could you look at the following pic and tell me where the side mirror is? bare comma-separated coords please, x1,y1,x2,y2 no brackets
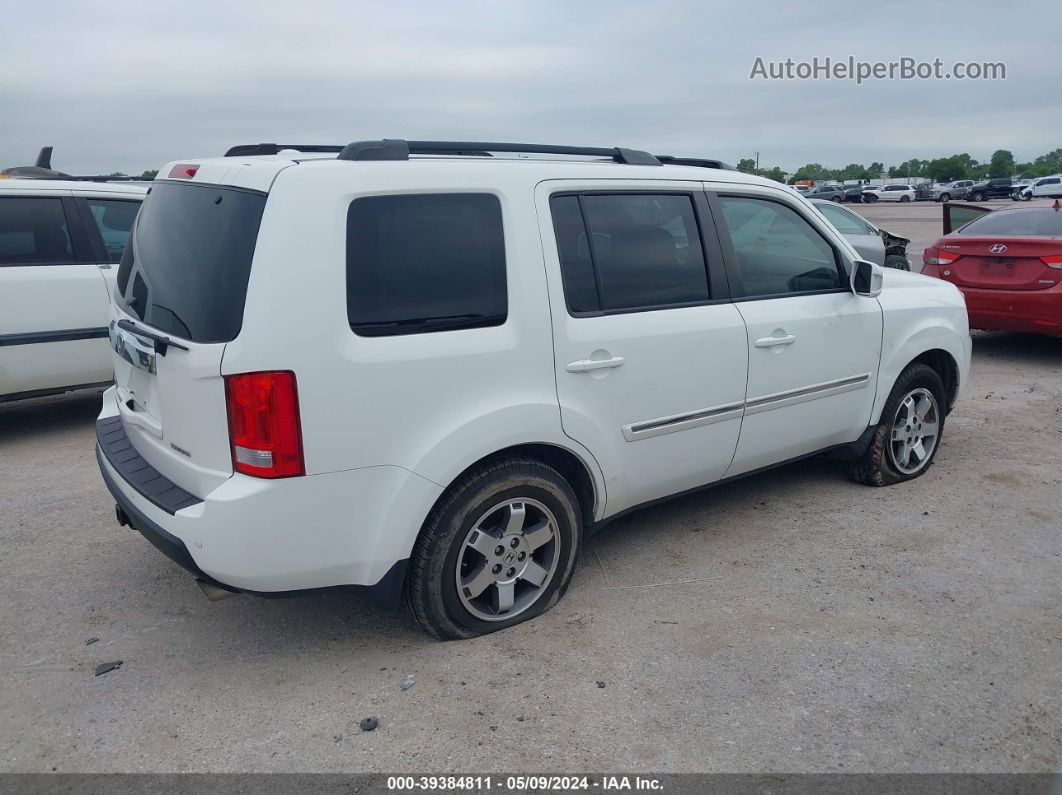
852,259,883,298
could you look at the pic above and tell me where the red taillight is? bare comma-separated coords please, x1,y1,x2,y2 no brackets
225,371,304,478
167,163,199,179
924,246,959,266
1040,255,1062,270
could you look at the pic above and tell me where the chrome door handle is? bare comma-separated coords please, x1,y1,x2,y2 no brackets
754,334,796,348
566,356,625,373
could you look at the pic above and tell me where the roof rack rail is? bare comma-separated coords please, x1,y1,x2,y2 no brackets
224,143,346,157
336,139,662,166
655,155,734,171
37,175,151,182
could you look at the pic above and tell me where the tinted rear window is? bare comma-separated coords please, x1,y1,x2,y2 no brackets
0,197,75,265
346,194,506,336
958,208,1062,236
117,182,266,343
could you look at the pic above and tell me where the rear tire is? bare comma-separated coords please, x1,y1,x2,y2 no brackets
900,195,912,203
849,363,946,487
404,458,582,640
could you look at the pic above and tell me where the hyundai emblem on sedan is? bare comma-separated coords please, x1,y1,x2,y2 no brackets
989,243,1008,254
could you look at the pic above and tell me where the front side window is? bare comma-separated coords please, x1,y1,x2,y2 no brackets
86,198,140,263
550,193,710,314
0,197,75,265
718,196,843,298
347,194,506,336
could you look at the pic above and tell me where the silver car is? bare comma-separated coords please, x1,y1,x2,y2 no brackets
930,180,974,202
810,199,911,270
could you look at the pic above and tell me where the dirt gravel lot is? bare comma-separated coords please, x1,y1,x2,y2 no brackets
1,201,1059,774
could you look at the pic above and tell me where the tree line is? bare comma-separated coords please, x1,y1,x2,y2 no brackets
736,148,1062,184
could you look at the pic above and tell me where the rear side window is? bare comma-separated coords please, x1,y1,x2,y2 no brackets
117,182,266,343
86,198,140,263
346,194,506,336
718,196,843,298
0,197,75,265
550,193,710,314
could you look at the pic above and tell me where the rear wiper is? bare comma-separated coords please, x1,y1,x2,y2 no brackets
116,318,189,356
353,313,504,332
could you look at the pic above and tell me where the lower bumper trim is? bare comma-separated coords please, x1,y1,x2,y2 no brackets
96,445,409,608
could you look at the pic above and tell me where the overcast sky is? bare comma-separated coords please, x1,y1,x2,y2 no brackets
2,0,1058,175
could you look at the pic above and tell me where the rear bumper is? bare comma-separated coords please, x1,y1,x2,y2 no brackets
95,390,443,605
961,285,1062,336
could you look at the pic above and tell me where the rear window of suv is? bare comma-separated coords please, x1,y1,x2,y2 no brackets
346,194,507,336
117,182,266,343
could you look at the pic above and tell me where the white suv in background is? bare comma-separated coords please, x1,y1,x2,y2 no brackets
0,178,145,401
1014,175,1062,201
95,140,970,639
863,184,916,203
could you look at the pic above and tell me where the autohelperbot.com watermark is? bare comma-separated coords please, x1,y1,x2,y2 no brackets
750,56,1006,84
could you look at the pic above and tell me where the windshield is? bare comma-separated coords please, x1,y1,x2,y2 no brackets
116,181,266,343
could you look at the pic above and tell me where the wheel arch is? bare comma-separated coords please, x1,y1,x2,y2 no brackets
873,317,968,424
910,348,960,411
435,442,601,533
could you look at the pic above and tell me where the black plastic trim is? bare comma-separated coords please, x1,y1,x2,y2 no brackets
0,327,108,346
224,143,345,157
97,444,410,608
95,417,202,515
337,139,662,166
0,380,109,403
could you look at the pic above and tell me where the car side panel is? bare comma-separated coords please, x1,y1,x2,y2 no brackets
872,271,971,421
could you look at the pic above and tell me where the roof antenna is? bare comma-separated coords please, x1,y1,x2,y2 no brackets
35,147,53,169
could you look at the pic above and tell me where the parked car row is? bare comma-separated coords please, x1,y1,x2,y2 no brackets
801,184,916,204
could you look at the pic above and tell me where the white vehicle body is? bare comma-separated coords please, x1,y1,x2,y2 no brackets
94,144,970,626
864,184,916,202
1017,174,1062,200
0,179,145,400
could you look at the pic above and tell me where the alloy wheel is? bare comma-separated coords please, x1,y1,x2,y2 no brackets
888,388,940,474
456,498,560,621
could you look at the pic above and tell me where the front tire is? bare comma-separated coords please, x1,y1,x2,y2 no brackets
972,192,985,201
884,254,910,271
849,363,946,487
939,193,951,202
405,458,582,639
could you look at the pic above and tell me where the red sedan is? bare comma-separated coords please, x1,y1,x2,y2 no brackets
922,200,1062,336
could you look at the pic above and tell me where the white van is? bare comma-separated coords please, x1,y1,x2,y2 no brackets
96,140,970,638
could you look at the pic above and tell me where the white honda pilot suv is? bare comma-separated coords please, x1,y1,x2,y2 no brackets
96,140,971,639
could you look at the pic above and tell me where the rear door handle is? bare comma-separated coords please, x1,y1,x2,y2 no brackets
754,334,797,348
566,356,625,373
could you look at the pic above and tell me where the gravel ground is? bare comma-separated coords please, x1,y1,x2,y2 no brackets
1,201,1059,773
